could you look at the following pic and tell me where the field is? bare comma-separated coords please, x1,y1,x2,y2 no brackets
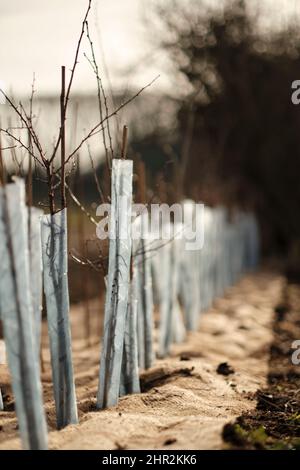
1,271,291,449
0,0,300,457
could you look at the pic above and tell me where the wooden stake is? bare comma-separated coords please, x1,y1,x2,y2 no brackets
60,65,66,209
121,125,128,159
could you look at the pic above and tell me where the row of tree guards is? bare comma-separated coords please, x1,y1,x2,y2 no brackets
0,156,260,449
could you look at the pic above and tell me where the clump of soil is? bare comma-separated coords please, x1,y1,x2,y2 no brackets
223,282,300,450
216,362,235,376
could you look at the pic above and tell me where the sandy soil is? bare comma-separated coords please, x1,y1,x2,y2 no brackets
0,271,283,450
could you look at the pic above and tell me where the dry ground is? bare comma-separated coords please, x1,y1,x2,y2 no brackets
0,271,284,449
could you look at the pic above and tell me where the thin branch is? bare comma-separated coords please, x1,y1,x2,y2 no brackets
47,162,55,215
121,125,128,159
84,50,110,170
0,89,46,164
0,128,43,168
27,129,33,207
85,20,114,168
19,100,45,162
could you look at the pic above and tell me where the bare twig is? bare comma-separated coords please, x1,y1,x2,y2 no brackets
94,5,120,136
27,130,33,207
27,73,36,208
136,157,146,203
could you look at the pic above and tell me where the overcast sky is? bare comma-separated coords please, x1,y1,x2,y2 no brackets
0,0,168,97
0,0,299,97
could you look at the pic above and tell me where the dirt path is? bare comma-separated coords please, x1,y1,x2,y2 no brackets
0,271,283,450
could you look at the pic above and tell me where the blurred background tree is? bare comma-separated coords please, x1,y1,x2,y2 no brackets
132,0,300,258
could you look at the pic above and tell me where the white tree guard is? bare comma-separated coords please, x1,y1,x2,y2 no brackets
230,212,245,283
135,214,154,370
41,208,78,429
97,159,133,409
120,221,140,395
0,179,48,449
28,207,44,361
172,299,186,343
